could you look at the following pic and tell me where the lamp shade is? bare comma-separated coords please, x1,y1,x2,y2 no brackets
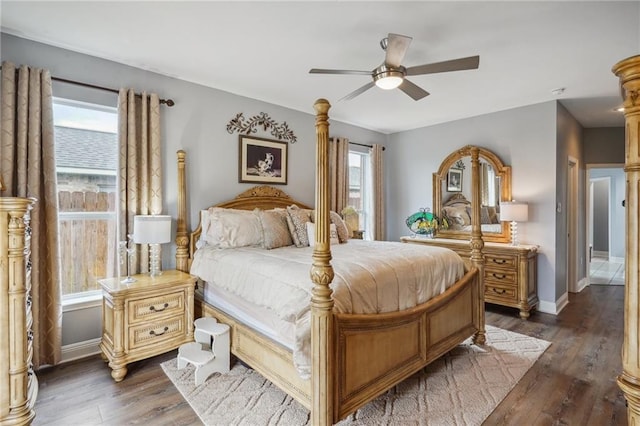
133,215,172,244
500,201,529,222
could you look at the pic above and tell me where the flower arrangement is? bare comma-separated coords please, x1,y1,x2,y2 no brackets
406,208,446,238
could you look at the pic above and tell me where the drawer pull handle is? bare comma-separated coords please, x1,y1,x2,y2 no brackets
492,273,507,279
492,288,507,295
149,303,169,312
492,259,507,264
150,326,169,336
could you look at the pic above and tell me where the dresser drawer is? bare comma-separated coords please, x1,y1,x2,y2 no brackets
128,290,185,324
485,253,517,269
128,315,185,350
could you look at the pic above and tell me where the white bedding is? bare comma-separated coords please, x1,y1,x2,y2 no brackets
191,239,464,378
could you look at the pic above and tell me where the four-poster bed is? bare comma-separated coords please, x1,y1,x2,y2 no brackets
174,99,487,425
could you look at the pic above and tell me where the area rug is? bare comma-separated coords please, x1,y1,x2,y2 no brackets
161,325,550,425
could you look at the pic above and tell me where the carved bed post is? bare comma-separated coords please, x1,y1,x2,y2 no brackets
613,55,640,423
310,98,335,426
176,150,189,273
469,147,486,344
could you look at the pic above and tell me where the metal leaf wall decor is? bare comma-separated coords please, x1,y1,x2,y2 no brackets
226,112,297,143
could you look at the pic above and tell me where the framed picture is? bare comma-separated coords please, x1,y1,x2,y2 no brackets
239,135,288,185
447,168,463,192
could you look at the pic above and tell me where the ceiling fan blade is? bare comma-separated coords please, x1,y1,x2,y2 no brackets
384,33,412,68
309,68,372,76
405,55,480,76
398,78,430,101
340,81,376,101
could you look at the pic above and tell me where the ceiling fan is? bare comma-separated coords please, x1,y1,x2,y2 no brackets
309,33,480,101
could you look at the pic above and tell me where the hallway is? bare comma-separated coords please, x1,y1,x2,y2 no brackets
590,255,624,285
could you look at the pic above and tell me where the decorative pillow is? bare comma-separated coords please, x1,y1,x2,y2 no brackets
204,207,263,248
196,209,210,249
306,222,339,247
329,211,350,243
443,206,471,226
286,205,312,247
259,209,293,249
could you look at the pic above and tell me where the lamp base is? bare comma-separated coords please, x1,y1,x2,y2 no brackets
149,243,163,278
509,221,519,246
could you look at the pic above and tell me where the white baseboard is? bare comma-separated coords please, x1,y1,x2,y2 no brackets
609,256,624,264
575,277,589,293
61,337,101,364
537,292,569,315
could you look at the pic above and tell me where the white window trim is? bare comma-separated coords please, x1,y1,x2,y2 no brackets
62,290,102,312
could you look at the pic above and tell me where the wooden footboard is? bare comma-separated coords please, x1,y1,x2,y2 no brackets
194,265,480,422
333,267,479,419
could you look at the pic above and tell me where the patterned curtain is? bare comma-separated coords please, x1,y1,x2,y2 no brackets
118,89,163,274
0,61,62,368
371,144,385,240
329,137,349,214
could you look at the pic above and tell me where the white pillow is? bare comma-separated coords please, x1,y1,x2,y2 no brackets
196,209,210,249
306,222,339,247
204,207,263,248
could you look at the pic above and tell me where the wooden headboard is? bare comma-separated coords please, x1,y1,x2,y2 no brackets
188,184,311,260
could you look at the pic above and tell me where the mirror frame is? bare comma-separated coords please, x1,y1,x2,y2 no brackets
433,145,512,243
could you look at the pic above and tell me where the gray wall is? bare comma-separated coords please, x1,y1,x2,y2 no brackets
555,103,585,300
592,179,609,252
584,128,625,164
385,101,559,309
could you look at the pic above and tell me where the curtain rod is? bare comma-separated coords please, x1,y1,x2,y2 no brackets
52,76,175,106
349,141,386,151
1,66,175,106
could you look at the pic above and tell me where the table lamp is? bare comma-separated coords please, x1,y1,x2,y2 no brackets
133,215,172,277
500,201,528,246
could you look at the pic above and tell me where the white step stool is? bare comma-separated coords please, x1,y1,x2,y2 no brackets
177,317,230,385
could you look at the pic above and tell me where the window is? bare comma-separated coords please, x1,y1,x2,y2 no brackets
348,150,372,239
53,99,118,301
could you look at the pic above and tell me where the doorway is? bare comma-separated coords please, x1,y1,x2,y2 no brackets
587,166,625,286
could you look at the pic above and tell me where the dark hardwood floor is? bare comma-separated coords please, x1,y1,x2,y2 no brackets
33,285,627,425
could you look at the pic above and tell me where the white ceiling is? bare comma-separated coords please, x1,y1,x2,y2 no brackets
1,1,637,134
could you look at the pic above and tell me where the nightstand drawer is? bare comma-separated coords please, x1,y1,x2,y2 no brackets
485,284,517,301
485,254,517,269
128,291,185,323
484,269,517,285
129,315,185,350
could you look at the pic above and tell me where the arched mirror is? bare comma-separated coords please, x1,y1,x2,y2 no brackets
433,145,512,243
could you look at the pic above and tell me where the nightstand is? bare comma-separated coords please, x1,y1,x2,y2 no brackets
99,270,196,381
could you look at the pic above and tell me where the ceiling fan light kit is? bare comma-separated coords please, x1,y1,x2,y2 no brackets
374,66,404,89
309,33,480,101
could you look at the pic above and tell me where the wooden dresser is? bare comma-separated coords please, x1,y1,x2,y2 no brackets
0,197,37,426
402,236,539,319
99,270,196,382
